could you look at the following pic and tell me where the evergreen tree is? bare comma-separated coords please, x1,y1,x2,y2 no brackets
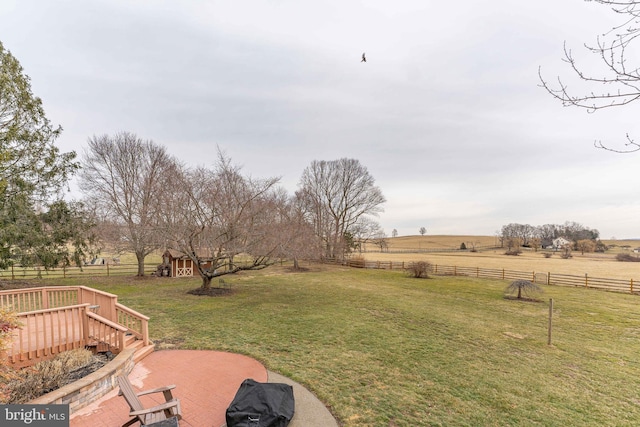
0,41,89,268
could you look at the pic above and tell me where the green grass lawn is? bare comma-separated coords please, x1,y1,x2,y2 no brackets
48,265,640,426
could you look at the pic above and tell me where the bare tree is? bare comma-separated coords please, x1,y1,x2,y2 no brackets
372,234,389,253
297,158,386,260
350,217,385,253
505,280,543,300
159,152,290,290
392,228,398,238
273,189,323,270
530,237,542,252
539,0,640,151
80,132,178,275
576,239,597,254
501,223,536,247
505,237,523,255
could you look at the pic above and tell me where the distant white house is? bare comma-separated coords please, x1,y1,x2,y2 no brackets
551,237,572,249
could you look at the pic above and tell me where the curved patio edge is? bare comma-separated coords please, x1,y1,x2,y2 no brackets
267,370,339,427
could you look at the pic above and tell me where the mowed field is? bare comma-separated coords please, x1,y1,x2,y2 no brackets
362,235,640,281
47,265,640,426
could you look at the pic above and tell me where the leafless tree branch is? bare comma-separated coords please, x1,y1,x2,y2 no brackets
539,1,640,150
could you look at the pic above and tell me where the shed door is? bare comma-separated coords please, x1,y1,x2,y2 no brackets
176,259,193,277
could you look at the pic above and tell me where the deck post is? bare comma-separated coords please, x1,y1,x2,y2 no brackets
81,305,90,347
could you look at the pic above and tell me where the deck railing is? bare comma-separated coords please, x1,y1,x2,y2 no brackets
0,286,150,367
86,312,127,353
116,303,150,346
9,304,89,367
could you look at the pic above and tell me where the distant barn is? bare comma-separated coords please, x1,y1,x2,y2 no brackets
551,237,572,249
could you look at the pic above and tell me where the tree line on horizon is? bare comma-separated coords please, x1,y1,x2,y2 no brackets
499,222,603,254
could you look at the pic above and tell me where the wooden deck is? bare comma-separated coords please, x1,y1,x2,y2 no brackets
1,286,151,367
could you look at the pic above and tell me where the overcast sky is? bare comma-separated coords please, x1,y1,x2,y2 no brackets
1,0,638,238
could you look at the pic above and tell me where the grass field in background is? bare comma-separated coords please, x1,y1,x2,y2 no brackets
43,265,640,426
362,235,640,281
383,235,640,252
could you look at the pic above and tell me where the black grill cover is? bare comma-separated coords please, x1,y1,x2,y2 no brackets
226,378,295,427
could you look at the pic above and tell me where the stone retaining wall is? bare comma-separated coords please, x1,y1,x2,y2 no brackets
29,348,136,414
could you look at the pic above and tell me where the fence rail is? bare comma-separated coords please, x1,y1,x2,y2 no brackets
0,263,157,280
379,245,499,254
346,259,638,295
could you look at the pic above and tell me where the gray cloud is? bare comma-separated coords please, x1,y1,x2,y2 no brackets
1,0,637,237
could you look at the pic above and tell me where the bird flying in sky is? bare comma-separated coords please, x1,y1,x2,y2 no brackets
361,53,366,62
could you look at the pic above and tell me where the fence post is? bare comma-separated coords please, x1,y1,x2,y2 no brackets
548,298,554,345
502,269,505,280
532,271,535,282
477,267,479,278
631,279,634,294
548,272,551,286
585,273,588,288
454,266,457,276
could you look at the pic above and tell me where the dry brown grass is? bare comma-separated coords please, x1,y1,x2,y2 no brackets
7,348,97,403
362,235,640,280
385,235,498,250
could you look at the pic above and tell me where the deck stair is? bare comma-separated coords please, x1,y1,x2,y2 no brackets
86,333,154,363
125,334,155,362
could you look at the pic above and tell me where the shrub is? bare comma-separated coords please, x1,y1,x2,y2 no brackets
543,252,553,258
460,242,467,250
616,253,640,262
560,246,572,259
406,261,432,278
505,249,521,256
0,308,22,403
7,348,95,403
505,280,543,300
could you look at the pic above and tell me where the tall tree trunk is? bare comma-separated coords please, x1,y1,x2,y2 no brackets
201,275,212,290
135,251,145,276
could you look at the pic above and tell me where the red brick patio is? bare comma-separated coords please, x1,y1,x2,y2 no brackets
70,350,268,427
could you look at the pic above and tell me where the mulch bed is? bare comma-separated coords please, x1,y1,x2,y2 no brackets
36,352,116,396
187,287,235,296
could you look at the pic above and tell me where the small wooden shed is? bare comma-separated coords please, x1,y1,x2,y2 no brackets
161,250,214,278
